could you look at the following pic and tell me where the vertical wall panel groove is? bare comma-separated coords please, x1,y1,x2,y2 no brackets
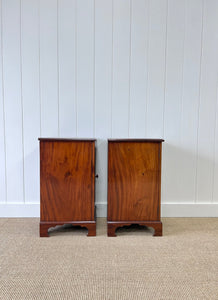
162,0,186,203
75,0,78,136
129,0,148,138
95,0,113,204
162,0,168,138
110,0,114,138
38,0,41,136
2,0,24,203
146,0,167,138
20,0,25,203
213,84,218,203
58,0,77,137
196,0,218,203
127,0,132,138
161,0,168,204
0,0,7,203
40,0,58,137
112,0,131,138
93,0,95,137
77,0,94,138
194,0,204,204
21,0,40,203
179,0,203,204
95,0,112,139
144,0,150,137
57,0,60,137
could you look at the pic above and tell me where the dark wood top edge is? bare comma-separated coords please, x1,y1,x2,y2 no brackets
107,221,162,224
40,221,96,224
108,139,164,142
38,138,96,142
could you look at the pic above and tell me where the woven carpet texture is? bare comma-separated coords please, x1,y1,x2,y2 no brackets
0,218,217,300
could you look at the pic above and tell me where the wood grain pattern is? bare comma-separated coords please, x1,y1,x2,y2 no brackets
39,139,96,237
107,140,163,236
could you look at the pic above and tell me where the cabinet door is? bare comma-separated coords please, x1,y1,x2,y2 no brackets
108,142,161,221
40,141,95,221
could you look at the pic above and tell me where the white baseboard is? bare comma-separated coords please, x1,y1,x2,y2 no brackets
161,203,218,217
0,203,40,217
0,203,218,218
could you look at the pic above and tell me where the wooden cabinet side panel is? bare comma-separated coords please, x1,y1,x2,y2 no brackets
157,143,162,220
108,142,161,221
40,141,95,222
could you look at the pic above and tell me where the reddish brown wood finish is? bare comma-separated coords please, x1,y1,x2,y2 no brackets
107,139,164,237
39,139,96,237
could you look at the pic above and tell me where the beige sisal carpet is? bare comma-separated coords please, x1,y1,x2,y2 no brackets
0,218,218,300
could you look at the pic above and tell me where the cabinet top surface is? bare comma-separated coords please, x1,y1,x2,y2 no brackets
108,138,164,143
38,138,96,142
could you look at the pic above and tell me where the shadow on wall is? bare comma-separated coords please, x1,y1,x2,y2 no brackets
23,147,40,203
162,142,217,203
95,139,108,204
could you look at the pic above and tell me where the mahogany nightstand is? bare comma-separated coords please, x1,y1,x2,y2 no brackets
39,138,96,237
107,139,164,237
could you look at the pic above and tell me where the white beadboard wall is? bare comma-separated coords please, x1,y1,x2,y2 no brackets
0,0,218,217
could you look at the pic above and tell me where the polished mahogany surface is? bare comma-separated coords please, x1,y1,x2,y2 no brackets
39,139,96,237
107,139,164,236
